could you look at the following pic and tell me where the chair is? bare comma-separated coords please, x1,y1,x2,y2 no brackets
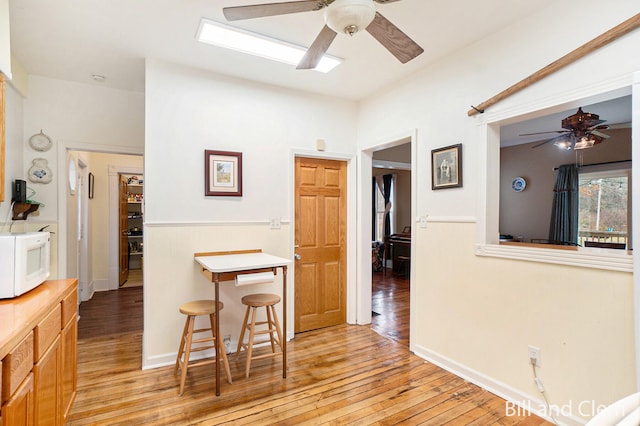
236,293,283,378
174,300,232,395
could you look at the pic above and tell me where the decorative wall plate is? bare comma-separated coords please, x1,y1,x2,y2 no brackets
28,158,53,184
28,131,53,152
512,177,526,192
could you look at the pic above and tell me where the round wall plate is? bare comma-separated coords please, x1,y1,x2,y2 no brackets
512,177,526,192
29,131,53,152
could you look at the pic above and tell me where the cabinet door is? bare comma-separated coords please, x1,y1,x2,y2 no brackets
33,336,60,425
119,175,129,285
1,372,34,426
60,316,77,422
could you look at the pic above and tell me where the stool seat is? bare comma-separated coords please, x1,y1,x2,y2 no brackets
175,299,231,395
241,293,281,307
237,293,283,378
180,300,222,316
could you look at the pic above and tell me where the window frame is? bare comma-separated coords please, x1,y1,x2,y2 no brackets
475,89,634,273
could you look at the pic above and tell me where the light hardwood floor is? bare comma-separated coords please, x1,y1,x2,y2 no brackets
68,276,551,425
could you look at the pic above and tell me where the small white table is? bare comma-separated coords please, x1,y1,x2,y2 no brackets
194,249,291,396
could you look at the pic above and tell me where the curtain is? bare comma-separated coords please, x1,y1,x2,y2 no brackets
548,163,579,245
372,177,377,240
382,174,393,237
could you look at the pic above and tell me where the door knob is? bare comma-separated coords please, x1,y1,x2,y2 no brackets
294,253,301,260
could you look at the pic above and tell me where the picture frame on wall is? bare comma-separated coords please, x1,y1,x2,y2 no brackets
431,143,462,190
204,150,243,196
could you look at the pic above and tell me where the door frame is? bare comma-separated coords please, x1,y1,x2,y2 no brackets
357,129,417,349
56,141,142,281
289,150,356,340
109,165,143,290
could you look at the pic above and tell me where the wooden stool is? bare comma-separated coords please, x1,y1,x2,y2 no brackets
174,300,232,395
236,293,283,378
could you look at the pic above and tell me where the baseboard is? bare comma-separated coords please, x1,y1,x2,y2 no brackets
412,344,586,426
93,278,110,292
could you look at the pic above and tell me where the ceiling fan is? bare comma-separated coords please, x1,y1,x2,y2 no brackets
222,0,424,70
522,107,611,150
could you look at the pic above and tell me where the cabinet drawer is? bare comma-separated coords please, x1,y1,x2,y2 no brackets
34,303,61,362
2,332,34,404
61,288,78,327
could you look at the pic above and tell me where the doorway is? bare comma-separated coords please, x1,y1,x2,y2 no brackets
370,143,412,346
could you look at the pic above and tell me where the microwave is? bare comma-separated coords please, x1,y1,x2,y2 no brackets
0,232,51,299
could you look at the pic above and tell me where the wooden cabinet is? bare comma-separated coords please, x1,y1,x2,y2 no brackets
1,373,34,426
0,280,78,426
60,297,77,421
33,337,60,425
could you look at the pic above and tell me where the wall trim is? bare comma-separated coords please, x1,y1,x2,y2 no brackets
426,216,477,223
412,344,586,426
145,220,291,227
476,243,633,273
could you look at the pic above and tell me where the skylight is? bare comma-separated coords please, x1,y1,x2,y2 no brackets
196,19,342,73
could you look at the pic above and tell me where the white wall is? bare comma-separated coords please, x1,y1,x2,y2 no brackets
23,76,144,224
1,82,23,227
21,76,144,278
357,0,640,423
86,152,143,287
143,59,357,366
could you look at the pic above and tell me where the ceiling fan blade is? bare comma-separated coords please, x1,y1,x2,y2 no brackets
223,0,325,21
365,12,423,64
297,25,337,70
532,133,575,149
519,130,568,136
589,130,610,139
373,0,403,3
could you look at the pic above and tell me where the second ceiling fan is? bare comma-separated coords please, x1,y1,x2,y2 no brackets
223,0,424,70
523,107,611,150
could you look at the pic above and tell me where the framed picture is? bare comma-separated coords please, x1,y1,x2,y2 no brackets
205,150,243,196
431,144,462,190
88,172,95,199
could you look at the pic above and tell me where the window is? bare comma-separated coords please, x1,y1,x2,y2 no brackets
374,175,395,241
578,168,630,248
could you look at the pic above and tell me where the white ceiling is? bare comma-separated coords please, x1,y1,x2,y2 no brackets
9,0,633,142
9,0,558,100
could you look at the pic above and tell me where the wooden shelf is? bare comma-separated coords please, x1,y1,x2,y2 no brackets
12,202,40,220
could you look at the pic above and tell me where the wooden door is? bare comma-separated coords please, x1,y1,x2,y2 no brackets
294,157,347,333
119,175,129,286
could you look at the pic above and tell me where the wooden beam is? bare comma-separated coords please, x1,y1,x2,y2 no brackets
468,13,640,116
194,248,262,257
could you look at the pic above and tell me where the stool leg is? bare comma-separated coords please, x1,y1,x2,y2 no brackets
236,305,251,357
265,306,276,353
245,307,258,378
270,304,283,350
208,313,232,384
179,315,195,395
219,338,233,384
175,315,190,374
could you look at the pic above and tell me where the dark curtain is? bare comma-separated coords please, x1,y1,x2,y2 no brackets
372,177,377,240
548,164,579,245
382,174,393,237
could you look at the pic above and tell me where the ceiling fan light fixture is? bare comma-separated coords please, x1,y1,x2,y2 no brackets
324,0,376,36
574,136,596,150
553,139,572,150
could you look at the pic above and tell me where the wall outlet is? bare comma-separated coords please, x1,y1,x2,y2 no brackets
528,345,541,367
223,335,231,353
269,218,281,229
